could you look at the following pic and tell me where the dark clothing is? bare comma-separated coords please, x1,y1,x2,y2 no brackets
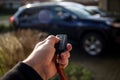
1,62,43,80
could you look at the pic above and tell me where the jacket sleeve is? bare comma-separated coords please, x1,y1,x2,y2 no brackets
1,62,43,80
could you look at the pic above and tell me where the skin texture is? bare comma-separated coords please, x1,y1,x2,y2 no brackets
23,35,72,80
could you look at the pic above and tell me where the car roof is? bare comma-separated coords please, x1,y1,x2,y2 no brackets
19,1,84,9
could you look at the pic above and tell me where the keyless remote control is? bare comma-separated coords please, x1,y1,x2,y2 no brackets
55,34,68,54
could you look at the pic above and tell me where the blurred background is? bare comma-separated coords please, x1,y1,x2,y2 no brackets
0,0,120,80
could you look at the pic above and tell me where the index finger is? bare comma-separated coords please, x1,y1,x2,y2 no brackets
45,35,60,46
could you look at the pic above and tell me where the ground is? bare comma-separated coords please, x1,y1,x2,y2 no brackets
71,44,120,80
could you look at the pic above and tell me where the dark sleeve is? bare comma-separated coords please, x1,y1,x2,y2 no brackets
1,62,43,80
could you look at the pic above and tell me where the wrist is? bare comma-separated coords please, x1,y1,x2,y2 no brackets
23,60,47,80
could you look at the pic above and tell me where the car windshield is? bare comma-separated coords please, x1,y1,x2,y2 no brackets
64,6,91,18
59,2,85,8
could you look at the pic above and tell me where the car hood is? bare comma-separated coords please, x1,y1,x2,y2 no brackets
87,14,115,23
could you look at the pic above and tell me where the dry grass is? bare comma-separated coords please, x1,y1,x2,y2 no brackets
0,33,24,75
14,29,48,55
0,29,48,76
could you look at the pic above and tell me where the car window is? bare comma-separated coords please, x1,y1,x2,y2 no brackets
51,6,71,20
64,6,91,18
38,8,52,23
18,7,40,18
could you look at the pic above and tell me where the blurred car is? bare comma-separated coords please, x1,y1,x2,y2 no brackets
10,2,120,56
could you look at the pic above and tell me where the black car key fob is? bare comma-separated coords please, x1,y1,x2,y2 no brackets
55,34,68,54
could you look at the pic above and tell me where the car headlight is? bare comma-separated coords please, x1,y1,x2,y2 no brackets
112,22,120,28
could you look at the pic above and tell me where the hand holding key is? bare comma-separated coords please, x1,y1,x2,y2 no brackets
23,35,72,80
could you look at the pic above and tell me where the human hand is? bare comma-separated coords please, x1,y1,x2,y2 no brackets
23,35,72,80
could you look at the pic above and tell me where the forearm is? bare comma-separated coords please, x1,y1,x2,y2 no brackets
1,62,43,80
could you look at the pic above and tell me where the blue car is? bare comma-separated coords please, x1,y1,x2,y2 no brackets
10,2,120,56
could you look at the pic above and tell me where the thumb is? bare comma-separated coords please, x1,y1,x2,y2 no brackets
45,35,60,46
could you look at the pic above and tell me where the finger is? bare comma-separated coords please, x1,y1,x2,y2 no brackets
35,35,59,48
60,52,70,59
60,60,69,68
58,52,70,67
35,35,59,51
57,43,72,66
58,57,69,68
66,43,72,52
35,40,46,49
45,35,60,46
58,43,72,59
